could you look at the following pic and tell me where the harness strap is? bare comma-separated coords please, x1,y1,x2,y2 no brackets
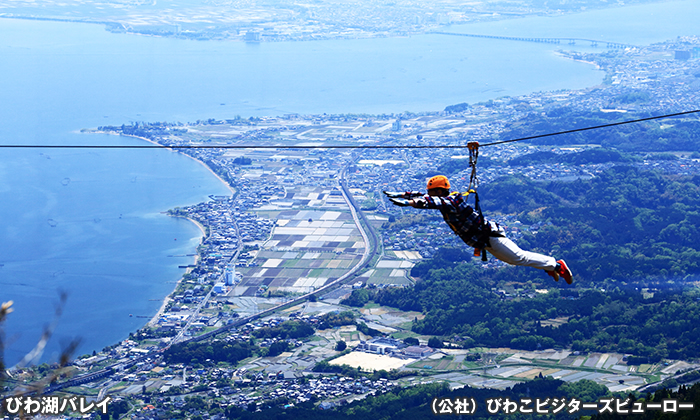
467,141,479,190
458,187,490,261
455,162,493,262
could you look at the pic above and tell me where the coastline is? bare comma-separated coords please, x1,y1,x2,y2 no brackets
90,130,236,195
134,133,234,327
147,215,208,327
87,130,235,331
554,50,603,70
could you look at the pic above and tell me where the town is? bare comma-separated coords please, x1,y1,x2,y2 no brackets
0,0,661,42
4,35,700,419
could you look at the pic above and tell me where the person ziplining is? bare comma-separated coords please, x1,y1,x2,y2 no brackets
384,142,573,284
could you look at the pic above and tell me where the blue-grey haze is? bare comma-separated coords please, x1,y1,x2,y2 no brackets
0,0,697,365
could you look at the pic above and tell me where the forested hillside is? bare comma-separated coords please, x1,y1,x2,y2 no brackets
224,376,617,420
222,377,700,420
365,262,700,360
481,166,700,283
356,161,700,358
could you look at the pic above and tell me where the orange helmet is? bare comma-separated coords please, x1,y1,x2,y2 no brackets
427,175,450,190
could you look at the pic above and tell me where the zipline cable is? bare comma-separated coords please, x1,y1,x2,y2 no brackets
1,109,698,150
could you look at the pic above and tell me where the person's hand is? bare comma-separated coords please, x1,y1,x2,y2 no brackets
389,198,411,207
383,191,404,198
384,191,422,198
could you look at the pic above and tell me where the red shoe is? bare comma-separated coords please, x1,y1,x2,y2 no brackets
556,260,573,285
546,269,559,282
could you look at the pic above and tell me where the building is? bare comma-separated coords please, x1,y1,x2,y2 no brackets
245,31,261,42
675,50,691,60
357,338,404,355
402,345,434,358
225,266,236,286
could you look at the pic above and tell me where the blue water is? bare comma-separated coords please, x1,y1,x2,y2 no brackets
1,0,698,365
449,1,700,47
0,142,232,364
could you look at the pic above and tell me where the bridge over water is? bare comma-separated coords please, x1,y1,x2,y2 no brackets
430,31,636,49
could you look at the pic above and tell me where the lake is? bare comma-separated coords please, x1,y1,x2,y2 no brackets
0,0,698,365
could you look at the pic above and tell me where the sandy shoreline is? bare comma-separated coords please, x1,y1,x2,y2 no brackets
87,130,235,329
147,215,208,327
554,50,603,70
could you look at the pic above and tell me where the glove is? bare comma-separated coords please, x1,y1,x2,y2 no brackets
383,191,404,198
389,198,411,207
384,191,423,199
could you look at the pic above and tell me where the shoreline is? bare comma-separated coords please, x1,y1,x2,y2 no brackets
554,50,603,70
147,215,208,327
131,133,234,328
91,130,236,195
87,130,235,331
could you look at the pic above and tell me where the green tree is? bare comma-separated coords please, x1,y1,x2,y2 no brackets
403,337,419,346
427,337,443,348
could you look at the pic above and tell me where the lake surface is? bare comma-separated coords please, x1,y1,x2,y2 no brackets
0,0,698,365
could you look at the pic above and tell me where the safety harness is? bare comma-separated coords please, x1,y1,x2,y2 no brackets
464,141,500,261
453,189,490,261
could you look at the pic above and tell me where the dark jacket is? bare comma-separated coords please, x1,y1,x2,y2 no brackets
412,192,489,248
